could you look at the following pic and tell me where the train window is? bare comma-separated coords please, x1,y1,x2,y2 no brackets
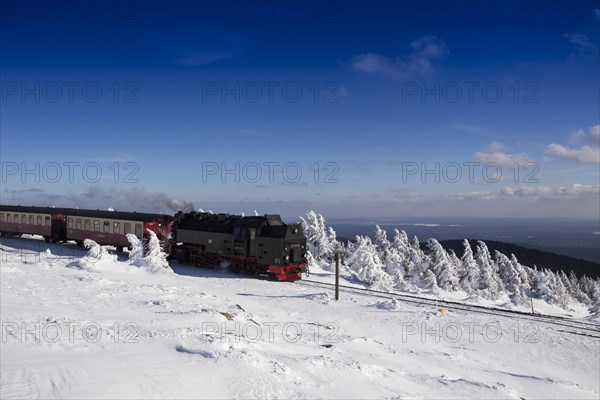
14,214,19,222
21,215,26,223
29,215,34,224
37,216,42,225
94,220,100,232
103,221,110,233
85,220,91,231
124,223,131,234
76,219,82,229
6,214,11,223
135,223,142,238
68,218,73,228
0,213,4,222
113,222,120,234
45,216,50,226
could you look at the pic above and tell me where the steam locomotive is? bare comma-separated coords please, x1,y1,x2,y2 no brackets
170,211,308,281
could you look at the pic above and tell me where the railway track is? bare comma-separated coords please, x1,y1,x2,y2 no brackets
298,279,600,339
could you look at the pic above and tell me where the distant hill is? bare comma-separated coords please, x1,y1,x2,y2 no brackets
428,239,600,279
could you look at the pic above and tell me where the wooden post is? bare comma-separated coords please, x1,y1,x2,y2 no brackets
530,298,535,315
335,252,340,301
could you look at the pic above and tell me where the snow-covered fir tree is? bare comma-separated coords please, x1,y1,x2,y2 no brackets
346,235,393,291
567,271,591,305
423,269,440,296
546,269,570,309
300,211,339,261
459,239,480,293
427,238,459,291
496,251,528,306
589,282,600,318
510,253,531,290
475,241,504,300
374,225,392,264
144,230,172,272
126,233,144,266
407,235,428,286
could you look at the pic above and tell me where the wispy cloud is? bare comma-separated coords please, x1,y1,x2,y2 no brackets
346,183,600,218
4,188,45,194
544,125,600,164
451,124,497,138
352,36,448,80
499,183,599,197
278,181,309,188
473,141,532,166
177,52,232,66
564,34,598,59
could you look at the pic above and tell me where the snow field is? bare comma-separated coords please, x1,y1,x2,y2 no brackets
1,236,599,399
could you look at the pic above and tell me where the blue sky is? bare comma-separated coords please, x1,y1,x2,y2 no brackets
1,0,599,219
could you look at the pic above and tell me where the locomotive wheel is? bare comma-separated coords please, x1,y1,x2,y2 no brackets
116,246,124,252
76,240,84,248
44,236,51,243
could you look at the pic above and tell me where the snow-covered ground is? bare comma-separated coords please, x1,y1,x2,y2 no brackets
1,236,599,399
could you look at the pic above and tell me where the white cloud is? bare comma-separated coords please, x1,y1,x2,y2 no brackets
544,144,599,164
500,184,598,197
544,125,600,164
374,183,600,218
594,8,600,20
352,36,448,80
472,141,532,166
564,34,598,58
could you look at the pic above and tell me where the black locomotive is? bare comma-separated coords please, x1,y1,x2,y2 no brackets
170,211,307,281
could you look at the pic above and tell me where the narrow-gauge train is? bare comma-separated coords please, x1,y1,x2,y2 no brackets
0,205,308,282
0,205,172,250
170,211,307,281
0,205,69,243
65,208,172,251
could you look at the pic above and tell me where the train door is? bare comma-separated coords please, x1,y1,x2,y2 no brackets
50,214,66,243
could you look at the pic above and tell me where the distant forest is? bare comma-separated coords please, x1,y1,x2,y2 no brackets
431,239,600,279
